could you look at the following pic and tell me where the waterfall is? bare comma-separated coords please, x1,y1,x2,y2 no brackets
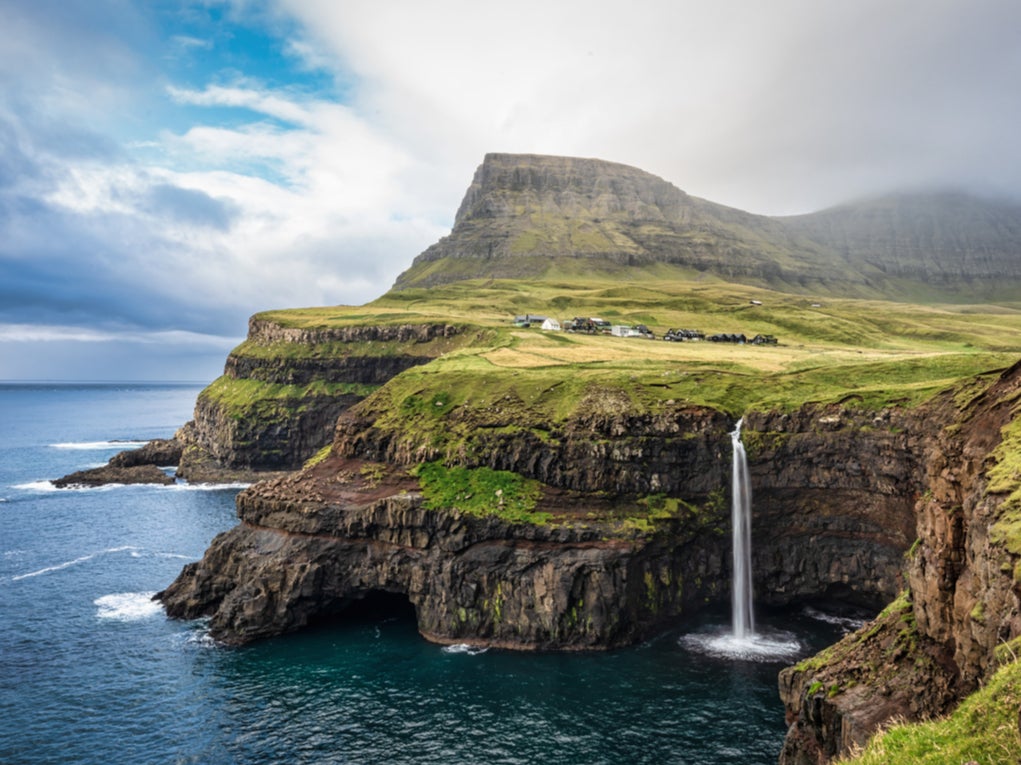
679,419,803,660
730,418,755,638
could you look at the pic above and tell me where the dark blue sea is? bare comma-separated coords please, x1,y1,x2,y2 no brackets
0,383,855,765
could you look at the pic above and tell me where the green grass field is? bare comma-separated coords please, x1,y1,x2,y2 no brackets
248,273,1021,416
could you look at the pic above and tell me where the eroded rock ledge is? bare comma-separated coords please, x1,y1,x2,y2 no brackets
158,395,929,653
158,457,727,649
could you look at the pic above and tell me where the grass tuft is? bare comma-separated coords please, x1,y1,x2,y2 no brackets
838,656,1021,764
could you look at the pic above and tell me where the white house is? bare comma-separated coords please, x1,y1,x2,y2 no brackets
541,318,561,331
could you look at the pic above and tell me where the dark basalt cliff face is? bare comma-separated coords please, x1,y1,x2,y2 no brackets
159,459,727,649
159,393,933,653
173,319,468,482
745,404,926,611
777,364,1021,764
160,402,738,648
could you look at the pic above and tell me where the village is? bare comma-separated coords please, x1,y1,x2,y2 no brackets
511,313,779,345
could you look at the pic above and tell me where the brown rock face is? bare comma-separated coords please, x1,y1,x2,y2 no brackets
158,459,727,649
777,363,1021,763
745,404,925,610
174,320,468,482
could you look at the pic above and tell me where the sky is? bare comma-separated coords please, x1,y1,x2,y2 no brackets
1,0,1020,381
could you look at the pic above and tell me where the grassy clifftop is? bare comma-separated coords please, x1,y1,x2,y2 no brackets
251,274,1021,419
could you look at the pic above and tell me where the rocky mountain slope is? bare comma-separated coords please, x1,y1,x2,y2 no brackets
395,153,1021,302
394,153,873,294
783,191,1021,292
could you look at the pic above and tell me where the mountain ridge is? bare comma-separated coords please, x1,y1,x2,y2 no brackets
393,153,1021,302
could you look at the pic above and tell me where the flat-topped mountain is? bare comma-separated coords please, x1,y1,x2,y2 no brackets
394,153,1021,302
394,153,862,292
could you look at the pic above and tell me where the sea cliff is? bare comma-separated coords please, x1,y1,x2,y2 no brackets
776,363,1021,763
153,350,1021,763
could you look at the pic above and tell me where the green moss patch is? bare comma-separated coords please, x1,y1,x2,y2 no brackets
412,462,549,524
987,408,1021,555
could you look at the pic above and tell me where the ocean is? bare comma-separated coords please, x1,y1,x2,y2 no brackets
0,383,854,765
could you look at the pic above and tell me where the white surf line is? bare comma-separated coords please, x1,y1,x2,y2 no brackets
11,546,139,581
51,441,148,450
166,481,251,492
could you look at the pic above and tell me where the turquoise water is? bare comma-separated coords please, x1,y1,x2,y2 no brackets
0,384,852,764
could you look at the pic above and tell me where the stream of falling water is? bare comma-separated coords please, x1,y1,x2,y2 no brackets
679,418,804,662
731,418,755,638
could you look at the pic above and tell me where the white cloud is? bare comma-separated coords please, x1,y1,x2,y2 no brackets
276,0,1021,214
0,323,238,348
168,84,315,126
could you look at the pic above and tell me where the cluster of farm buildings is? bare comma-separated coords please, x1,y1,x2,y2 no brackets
512,314,778,345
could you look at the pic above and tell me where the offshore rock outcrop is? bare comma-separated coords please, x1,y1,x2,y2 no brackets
53,438,183,487
53,463,176,488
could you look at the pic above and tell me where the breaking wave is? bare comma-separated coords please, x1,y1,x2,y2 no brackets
442,643,490,656
95,592,163,621
11,546,139,581
12,480,249,493
51,440,148,450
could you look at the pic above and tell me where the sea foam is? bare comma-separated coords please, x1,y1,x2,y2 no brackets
11,546,138,581
95,592,163,621
442,643,489,655
802,606,869,632
12,479,250,493
167,481,251,492
51,440,147,450
679,630,803,662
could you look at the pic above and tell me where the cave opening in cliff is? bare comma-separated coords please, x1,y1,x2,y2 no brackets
308,590,418,631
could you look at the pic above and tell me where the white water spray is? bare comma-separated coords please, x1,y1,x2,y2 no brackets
730,418,755,638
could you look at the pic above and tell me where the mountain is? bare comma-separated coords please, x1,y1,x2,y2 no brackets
393,153,1021,302
783,191,1021,293
393,153,876,293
